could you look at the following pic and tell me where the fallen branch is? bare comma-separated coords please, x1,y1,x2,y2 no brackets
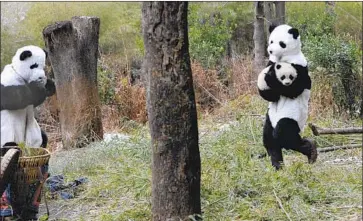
273,189,292,221
309,123,363,136
318,144,362,153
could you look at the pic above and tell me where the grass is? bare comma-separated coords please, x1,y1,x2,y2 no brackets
43,95,362,221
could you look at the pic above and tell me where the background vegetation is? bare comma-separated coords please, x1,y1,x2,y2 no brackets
1,2,362,220
2,2,361,122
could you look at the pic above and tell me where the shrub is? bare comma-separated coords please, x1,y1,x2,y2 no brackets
188,2,254,69
304,34,362,116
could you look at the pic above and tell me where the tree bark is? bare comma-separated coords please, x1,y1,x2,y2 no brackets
274,1,285,25
264,2,274,40
325,1,336,16
309,123,363,135
43,16,103,149
142,2,201,221
253,1,266,73
318,144,362,153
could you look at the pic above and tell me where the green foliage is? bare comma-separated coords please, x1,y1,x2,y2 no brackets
304,33,362,115
287,2,336,37
334,2,362,42
0,28,17,69
188,3,233,69
48,99,362,220
1,2,143,71
188,2,253,69
24,2,142,56
98,68,116,105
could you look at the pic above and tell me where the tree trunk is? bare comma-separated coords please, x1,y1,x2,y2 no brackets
325,1,336,16
142,2,201,221
274,1,285,25
253,1,266,73
43,16,103,149
264,2,274,40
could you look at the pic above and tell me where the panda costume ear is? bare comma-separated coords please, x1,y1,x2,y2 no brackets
269,24,277,33
20,50,32,61
288,28,300,39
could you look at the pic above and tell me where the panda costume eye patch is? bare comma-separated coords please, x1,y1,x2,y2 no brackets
289,75,294,80
30,63,39,69
279,41,286,48
280,76,286,80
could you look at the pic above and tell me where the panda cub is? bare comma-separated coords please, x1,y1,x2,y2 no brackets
1,45,55,148
259,24,311,102
258,62,317,169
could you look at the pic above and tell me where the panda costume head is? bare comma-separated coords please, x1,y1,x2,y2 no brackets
267,24,307,66
10,45,47,85
1,45,51,148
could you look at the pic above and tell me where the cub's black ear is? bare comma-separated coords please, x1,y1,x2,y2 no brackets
288,28,300,39
20,50,32,61
269,25,277,33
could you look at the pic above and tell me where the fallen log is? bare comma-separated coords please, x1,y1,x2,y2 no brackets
318,144,362,153
309,123,363,136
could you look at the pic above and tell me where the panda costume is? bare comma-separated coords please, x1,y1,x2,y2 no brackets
0,45,55,219
257,25,317,170
1,45,55,148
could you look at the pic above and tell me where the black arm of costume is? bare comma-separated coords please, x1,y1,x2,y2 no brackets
266,60,275,67
28,81,47,108
259,71,281,102
45,79,56,97
0,84,33,110
259,89,280,102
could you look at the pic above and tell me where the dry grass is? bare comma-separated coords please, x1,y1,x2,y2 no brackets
101,77,147,132
191,55,256,113
48,76,103,149
222,55,257,98
309,68,339,118
43,102,362,220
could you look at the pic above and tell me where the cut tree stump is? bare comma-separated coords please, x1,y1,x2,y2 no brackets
43,16,103,149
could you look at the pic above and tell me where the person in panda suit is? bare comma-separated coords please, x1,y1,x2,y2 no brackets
1,45,55,148
257,24,317,170
0,45,55,220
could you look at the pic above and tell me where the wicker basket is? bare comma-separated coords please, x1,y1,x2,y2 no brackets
0,148,51,184
18,148,51,168
19,148,51,184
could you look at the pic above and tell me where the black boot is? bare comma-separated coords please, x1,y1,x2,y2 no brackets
301,138,318,164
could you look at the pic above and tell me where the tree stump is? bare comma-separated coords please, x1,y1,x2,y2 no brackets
43,16,103,149
142,2,201,220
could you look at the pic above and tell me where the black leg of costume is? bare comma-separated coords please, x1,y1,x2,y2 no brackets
263,113,283,170
273,118,317,163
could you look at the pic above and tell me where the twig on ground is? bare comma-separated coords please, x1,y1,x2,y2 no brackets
273,189,292,221
318,144,362,153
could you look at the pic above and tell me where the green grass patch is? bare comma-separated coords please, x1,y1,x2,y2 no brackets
46,95,362,220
